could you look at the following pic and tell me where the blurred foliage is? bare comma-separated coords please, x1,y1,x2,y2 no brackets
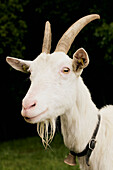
95,22,113,64
1,0,113,62
0,0,29,58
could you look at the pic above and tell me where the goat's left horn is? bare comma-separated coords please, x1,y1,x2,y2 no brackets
55,14,100,54
42,21,52,54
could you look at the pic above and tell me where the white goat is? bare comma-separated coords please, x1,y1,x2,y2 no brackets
6,14,113,170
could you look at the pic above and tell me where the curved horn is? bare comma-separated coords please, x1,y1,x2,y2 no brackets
55,14,100,54
42,21,52,54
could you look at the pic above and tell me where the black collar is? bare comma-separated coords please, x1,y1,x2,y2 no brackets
70,114,101,166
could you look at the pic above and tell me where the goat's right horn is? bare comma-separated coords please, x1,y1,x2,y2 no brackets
42,21,52,54
55,14,100,54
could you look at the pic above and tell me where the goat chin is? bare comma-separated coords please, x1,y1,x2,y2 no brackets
23,108,49,124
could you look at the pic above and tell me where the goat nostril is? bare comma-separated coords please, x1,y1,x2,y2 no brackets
23,102,36,110
31,103,36,108
29,102,36,109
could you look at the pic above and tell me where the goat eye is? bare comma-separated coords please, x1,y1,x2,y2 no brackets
61,67,70,74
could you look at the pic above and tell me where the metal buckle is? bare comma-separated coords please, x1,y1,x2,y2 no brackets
88,138,96,151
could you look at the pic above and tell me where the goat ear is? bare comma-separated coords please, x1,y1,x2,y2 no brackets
72,48,89,76
6,57,31,73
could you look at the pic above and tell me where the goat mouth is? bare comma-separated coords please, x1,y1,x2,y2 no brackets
24,108,48,122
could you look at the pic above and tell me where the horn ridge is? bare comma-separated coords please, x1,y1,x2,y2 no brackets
55,14,100,54
42,21,52,54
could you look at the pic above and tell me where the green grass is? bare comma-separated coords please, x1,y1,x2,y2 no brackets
0,134,80,170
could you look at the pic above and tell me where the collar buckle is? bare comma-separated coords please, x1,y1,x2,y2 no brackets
88,138,97,151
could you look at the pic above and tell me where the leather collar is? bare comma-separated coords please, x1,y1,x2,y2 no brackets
70,114,101,166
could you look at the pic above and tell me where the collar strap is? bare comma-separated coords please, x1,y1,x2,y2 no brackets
70,114,101,166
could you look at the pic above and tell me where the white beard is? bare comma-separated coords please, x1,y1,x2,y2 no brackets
37,118,56,148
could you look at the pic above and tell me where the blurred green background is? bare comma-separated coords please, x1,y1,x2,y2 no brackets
1,0,113,169
0,134,80,170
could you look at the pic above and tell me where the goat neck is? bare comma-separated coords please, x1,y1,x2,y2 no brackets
60,77,98,153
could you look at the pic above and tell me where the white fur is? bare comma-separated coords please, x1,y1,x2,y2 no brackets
6,51,113,170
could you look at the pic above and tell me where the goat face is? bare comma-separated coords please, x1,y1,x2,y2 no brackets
6,48,89,124
6,14,99,124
